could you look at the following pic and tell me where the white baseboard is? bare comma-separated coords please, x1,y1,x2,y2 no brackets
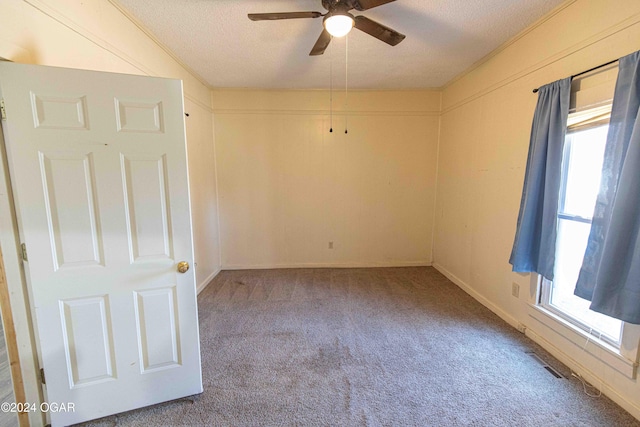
432,263,520,330
525,327,640,421
221,261,431,270
197,268,221,294
432,263,640,422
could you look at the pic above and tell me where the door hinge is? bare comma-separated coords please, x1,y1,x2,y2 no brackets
0,99,6,120
40,368,46,384
20,243,28,262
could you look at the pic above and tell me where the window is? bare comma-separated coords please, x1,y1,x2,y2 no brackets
539,66,623,347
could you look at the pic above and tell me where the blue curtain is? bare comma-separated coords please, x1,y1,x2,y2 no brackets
574,51,640,324
509,78,571,281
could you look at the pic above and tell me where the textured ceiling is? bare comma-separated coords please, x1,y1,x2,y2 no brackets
114,0,565,89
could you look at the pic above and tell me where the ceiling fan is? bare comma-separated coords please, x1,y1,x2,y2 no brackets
248,0,406,56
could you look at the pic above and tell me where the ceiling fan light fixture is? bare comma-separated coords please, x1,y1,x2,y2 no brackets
324,13,354,37
248,0,406,56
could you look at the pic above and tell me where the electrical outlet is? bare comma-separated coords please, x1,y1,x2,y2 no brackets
328,241,333,249
512,282,520,298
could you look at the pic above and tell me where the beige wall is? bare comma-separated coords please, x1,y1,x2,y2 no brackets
3,0,640,424
435,0,640,418
0,1,221,423
212,89,440,268
0,0,221,288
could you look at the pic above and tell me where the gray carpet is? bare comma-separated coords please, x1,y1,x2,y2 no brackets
81,267,640,426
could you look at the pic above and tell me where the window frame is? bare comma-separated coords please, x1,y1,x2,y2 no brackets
539,119,623,347
539,123,623,348
531,63,639,379
540,279,622,347
530,282,638,379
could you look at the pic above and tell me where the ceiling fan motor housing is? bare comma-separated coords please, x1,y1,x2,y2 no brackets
322,0,368,12
323,5,355,26
322,0,343,11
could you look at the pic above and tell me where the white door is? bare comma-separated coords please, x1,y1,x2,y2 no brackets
0,62,202,426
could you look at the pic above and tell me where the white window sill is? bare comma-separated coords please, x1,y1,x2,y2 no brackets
528,304,638,379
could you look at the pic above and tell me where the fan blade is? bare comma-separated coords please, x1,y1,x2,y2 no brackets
354,15,405,46
310,29,332,56
351,0,396,11
248,12,323,21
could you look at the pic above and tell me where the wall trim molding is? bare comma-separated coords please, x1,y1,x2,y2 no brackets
210,109,223,273
212,109,439,117
197,268,220,294
442,13,640,114
107,0,211,89
24,0,212,111
212,87,442,93
430,102,443,261
25,0,148,73
221,261,431,270
184,94,213,114
442,0,578,90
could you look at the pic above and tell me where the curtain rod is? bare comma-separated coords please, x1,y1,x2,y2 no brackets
532,59,619,93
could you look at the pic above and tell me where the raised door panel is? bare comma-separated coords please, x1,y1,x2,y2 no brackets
115,99,164,133
134,287,181,373
30,93,89,130
120,154,173,263
39,151,103,270
59,296,116,388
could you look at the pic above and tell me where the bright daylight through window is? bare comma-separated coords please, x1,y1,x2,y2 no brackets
541,96,623,346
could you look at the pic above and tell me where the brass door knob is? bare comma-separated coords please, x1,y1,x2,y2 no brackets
177,261,190,273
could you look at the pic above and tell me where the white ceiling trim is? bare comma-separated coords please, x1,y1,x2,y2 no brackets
441,11,640,114
26,0,150,75
107,0,212,90
24,0,213,111
442,0,577,90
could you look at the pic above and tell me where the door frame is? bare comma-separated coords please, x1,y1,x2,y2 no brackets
0,99,46,427
0,248,29,427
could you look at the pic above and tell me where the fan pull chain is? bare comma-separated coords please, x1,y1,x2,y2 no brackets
329,38,333,133
345,33,349,134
